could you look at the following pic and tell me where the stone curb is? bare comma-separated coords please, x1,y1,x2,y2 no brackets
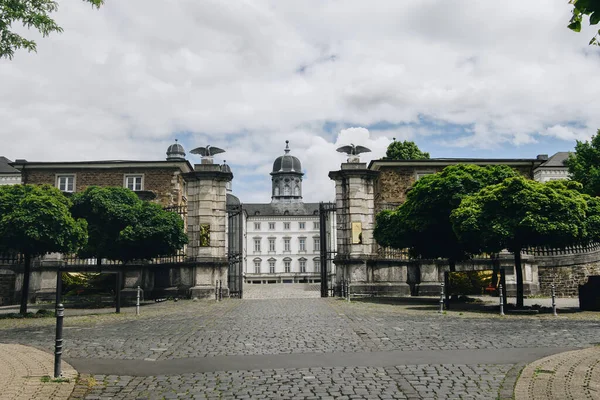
514,346,600,400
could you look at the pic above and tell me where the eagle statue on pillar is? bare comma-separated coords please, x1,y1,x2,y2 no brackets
336,144,371,163
190,145,226,157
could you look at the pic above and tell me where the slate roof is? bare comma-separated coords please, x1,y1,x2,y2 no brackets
539,152,570,168
244,202,320,216
0,157,19,174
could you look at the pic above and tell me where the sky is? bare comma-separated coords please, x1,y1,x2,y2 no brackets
1,0,599,203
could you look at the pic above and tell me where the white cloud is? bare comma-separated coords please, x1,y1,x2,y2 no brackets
1,0,599,202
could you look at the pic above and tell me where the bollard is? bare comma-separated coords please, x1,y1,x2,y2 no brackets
215,281,219,301
346,280,351,303
439,283,445,313
551,284,557,316
219,280,223,301
54,303,64,378
136,286,141,316
499,284,505,316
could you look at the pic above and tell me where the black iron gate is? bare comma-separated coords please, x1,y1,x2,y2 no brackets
227,202,244,298
319,202,337,297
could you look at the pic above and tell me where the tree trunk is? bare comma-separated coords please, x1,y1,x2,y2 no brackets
19,252,32,315
491,253,500,288
448,259,456,272
448,259,458,301
514,248,524,308
115,269,122,314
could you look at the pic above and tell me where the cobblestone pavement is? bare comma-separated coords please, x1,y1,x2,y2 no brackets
0,343,77,400
514,346,600,400
0,298,598,399
74,364,511,400
243,283,321,299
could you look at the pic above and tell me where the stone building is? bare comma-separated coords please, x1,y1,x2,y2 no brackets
11,142,192,207
0,142,233,303
0,156,21,186
243,141,335,284
533,152,570,182
330,154,561,297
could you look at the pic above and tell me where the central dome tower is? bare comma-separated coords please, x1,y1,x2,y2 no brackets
271,140,303,203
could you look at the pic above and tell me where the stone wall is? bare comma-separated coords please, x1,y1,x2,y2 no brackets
538,264,600,297
374,164,535,209
0,270,15,305
23,167,185,207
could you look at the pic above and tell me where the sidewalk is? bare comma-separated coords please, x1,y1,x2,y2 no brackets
0,344,77,400
514,346,600,400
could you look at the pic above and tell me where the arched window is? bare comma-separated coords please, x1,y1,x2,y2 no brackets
274,186,280,196
294,185,300,196
284,185,291,195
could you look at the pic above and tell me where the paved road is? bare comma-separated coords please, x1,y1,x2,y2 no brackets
1,298,598,399
243,283,321,299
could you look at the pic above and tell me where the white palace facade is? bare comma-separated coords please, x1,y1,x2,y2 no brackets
242,141,335,284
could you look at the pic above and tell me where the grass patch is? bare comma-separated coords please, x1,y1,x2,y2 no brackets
40,375,70,383
533,367,555,377
0,309,55,319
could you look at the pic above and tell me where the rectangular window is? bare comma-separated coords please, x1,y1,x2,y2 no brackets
269,260,275,274
254,238,261,252
254,222,261,230
125,175,143,191
314,222,320,229
269,222,275,230
314,259,321,273
254,260,261,274
284,260,291,273
314,237,320,252
284,222,290,230
416,171,434,181
57,175,75,192
269,238,276,252
299,238,306,252
300,260,306,273
299,222,305,230
284,238,290,252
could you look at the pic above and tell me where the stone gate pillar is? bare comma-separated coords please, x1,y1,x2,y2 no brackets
185,159,233,298
329,160,379,288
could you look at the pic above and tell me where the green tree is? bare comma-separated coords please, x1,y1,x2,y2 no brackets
72,186,187,264
374,164,520,272
565,129,600,196
385,139,430,160
568,0,600,45
71,186,139,266
0,184,87,314
451,177,597,308
116,201,188,263
0,0,104,59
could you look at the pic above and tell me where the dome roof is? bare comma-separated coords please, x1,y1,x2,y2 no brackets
166,140,186,161
272,141,302,173
226,193,241,206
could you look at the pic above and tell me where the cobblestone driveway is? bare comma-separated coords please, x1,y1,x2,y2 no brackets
1,298,598,399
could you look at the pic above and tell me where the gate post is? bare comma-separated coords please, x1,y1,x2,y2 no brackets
185,157,232,299
329,155,380,297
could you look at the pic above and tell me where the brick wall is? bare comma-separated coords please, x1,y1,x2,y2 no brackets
24,167,185,207
375,164,535,209
538,264,600,297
